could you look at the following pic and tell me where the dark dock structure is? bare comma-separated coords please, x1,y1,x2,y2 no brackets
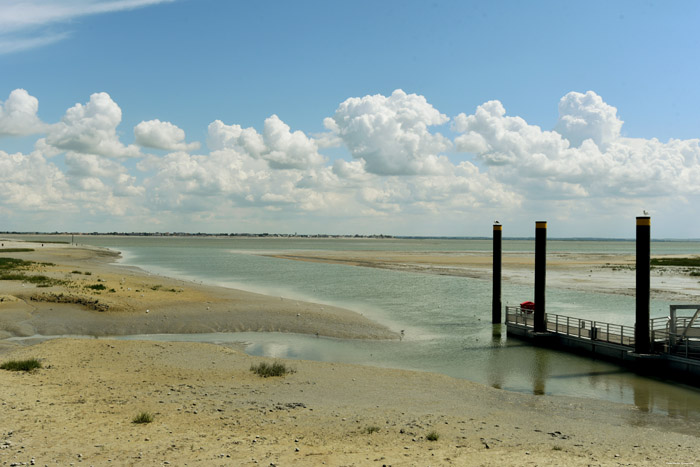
500,217,700,384
505,305,700,381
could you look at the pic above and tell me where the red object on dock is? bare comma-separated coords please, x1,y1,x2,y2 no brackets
520,301,535,312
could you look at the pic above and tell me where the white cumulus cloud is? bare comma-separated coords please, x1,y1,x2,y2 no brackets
262,115,325,169
207,115,325,170
555,91,623,149
453,92,700,200
134,119,200,152
46,92,141,158
0,149,70,210
0,88,46,136
327,89,452,175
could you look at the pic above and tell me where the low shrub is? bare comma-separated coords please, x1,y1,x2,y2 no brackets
426,431,439,441
0,358,42,372
250,361,294,377
132,411,154,424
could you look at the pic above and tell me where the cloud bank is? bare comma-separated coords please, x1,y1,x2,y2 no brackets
1,88,699,236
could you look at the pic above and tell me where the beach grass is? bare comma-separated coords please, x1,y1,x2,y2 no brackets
132,411,154,424
364,426,380,434
0,257,33,270
426,430,439,441
250,361,294,377
0,271,65,287
0,257,65,287
0,358,42,372
0,248,34,253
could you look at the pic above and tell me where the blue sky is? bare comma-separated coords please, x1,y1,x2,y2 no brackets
1,0,700,237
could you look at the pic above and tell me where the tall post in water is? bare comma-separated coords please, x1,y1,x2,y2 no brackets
635,216,651,354
534,221,547,333
492,222,502,324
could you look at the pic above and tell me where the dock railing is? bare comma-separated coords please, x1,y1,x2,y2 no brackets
507,306,700,360
506,306,635,347
651,315,700,359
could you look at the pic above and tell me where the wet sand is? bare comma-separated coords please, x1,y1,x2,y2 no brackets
0,241,396,344
0,241,699,465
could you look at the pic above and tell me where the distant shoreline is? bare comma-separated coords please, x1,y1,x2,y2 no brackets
2,231,700,241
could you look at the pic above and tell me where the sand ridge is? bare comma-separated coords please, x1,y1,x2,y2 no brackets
0,241,397,342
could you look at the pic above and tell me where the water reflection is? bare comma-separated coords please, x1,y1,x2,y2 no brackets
531,347,549,395
487,324,504,390
633,380,651,413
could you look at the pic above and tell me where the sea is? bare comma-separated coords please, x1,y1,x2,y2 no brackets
9,235,700,423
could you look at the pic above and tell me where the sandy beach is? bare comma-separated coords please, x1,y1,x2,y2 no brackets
1,241,699,465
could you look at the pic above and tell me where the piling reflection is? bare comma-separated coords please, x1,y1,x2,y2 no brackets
632,378,652,413
487,325,504,389
531,347,549,395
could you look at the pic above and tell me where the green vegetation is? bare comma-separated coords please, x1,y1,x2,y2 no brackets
0,271,64,287
132,411,154,424
426,431,440,441
0,272,27,281
0,358,42,372
0,257,64,287
0,257,33,270
86,283,107,290
250,361,294,377
0,248,34,253
651,257,700,267
364,426,380,434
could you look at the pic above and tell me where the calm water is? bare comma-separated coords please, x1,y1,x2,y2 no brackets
10,235,700,421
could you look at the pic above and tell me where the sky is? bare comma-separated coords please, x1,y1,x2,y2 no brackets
1,0,700,238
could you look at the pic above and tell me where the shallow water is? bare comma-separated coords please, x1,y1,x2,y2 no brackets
9,235,700,421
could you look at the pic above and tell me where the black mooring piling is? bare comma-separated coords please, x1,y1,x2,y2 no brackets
635,216,651,354
492,223,502,324
534,221,547,333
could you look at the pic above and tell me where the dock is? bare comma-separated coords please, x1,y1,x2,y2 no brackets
505,305,700,383
493,217,700,385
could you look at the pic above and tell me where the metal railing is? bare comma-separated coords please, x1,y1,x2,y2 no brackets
506,306,700,361
505,306,635,347
650,316,700,359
